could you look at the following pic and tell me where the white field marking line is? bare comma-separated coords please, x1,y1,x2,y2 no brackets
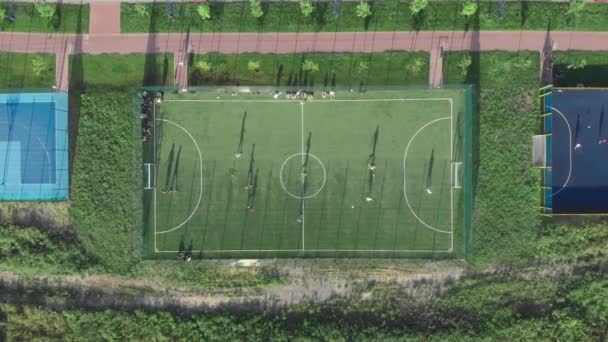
449,98,454,252
279,153,327,199
164,98,454,103
549,106,573,197
153,103,157,251
155,248,452,253
301,101,305,251
403,117,452,235
155,118,204,235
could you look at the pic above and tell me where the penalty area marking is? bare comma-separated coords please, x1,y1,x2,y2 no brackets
403,117,453,235
154,118,204,235
549,106,573,197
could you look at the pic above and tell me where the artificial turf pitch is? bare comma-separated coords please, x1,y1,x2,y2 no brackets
143,88,468,259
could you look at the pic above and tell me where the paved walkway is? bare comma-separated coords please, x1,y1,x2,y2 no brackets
89,3,121,34
1,30,606,89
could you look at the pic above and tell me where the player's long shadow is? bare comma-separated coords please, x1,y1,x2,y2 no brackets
426,148,435,190
164,144,175,191
170,145,182,191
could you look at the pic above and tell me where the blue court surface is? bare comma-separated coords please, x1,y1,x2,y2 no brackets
551,89,608,214
0,92,68,201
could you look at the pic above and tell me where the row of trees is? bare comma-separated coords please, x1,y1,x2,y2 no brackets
0,0,57,23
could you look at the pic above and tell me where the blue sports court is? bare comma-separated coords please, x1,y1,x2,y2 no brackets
0,92,68,201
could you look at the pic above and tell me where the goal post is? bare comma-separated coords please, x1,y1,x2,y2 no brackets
452,162,462,189
144,163,155,189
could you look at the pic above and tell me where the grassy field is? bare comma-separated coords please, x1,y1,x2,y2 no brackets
0,52,54,88
0,2,88,33
444,51,542,264
70,54,174,89
122,1,608,33
189,52,430,87
145,88,469,259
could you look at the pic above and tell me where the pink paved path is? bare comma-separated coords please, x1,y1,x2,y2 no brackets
1,31,606,90
89,3,121,34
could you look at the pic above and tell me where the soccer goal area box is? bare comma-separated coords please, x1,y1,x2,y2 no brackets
0,91,68,201
535,86,608,216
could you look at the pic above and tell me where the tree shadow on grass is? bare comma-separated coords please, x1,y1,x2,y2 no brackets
68,4,84,188
142,5,160,87
465,10,481,205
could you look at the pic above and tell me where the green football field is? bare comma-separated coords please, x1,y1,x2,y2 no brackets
142,87,471,259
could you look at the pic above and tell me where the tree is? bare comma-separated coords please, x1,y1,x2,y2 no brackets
460,0,478,17
565,0,585,16
197,3,211,20
0,8,6,21
406,58,425,74
35,1,55,21
195,61,212,73
248,61,261,73
300,0,315,18
249,0,263,19
31,56,50,77
302,60,320,73
356,1,372,19
134,3,149,17
410,0,428,15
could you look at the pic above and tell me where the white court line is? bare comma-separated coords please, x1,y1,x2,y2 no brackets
155,248,452,253
153,103,157,252
549,106,573,197
154,97,456,254
154,118,204,235
300,102,305,251
164,98,455,103
403,117,453,235
449,99,454,252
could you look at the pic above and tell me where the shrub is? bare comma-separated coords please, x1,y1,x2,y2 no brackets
134,3,149,17
355,61,369,75
249,0,263,19
565,0,585,16
35,1,55,21
567,58,587,70
197,3,211,20
195,60,212,73
457,55,472,76
247,60,261,73
300,0,315,18
356,1,372,19
301,59,320,73
410,0,429,15
0,8,6,21
31,56,50,77
406,58,425,74
461,0,478,17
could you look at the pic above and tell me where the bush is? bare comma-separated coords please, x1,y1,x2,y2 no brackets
247,60,261,73
356,1,372,19
406,58,425,74
300,0,315,18
355,61,369,76
301,59,320,73
457,55,472,76
567,58,587,70
195,60,212,73
0,8,6,21
461,0,478,17
410,0,429,15
134,3,149,17
197,3,211,20
34,1,55,21
31,55,50,77
249,0,263,19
